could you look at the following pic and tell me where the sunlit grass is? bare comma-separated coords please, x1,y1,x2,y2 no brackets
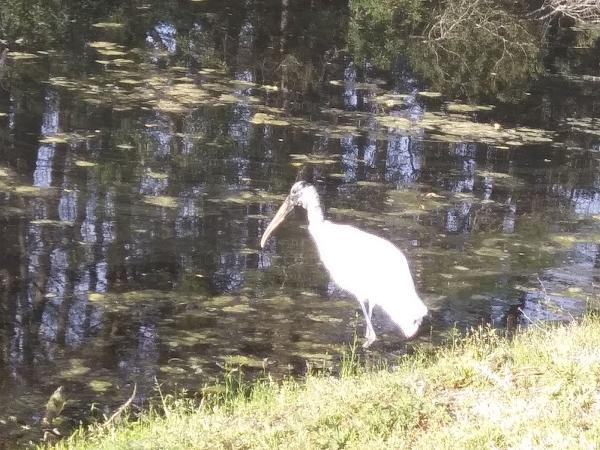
51,316,600,449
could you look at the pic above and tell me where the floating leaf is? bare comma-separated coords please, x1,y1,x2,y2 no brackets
222,355,267,368
75,160,97,167
92,22,124,29
550,234,580,247
88,41,123,49
142,195,179,208
147,170,168,180
250,113,290,126
418,91,443,98
289,154,338,165
446,103,494,113
159,365,187,374
62,359,91,378
89,380,113,393
40,132,90,144
561,117,600,136
222,303,255,313
7,52,38,60
473,247,507,258
477,170,514,179
88,292,106,302
30,219,73,226
40,136,68,144
15,185,44,196
374,93,408,107
155,100,187,113
356,181,386,187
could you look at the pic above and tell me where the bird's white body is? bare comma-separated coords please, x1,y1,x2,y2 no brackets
308,220,427,339
261,182,428,347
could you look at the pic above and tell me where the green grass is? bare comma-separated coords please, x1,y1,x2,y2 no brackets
51,316,600,449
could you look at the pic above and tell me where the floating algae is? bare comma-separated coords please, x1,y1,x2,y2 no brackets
250,113,290,126
142,195,179,208
446,102,495,113
30,219,73,227
91,22,124,29
289,153,338,165
88,380,113,393
374,93,409,108
376,111,554,147
6,52,38,60
418,91,443,98
74,160,97,167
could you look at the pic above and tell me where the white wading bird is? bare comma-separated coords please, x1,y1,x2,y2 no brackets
260,181,428,348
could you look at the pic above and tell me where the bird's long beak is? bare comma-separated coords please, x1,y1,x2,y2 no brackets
260,196,295,248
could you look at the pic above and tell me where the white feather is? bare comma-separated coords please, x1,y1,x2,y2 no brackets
262,182,428,347
308,219,427,338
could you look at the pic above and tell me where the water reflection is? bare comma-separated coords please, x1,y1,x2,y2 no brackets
0,0,599,446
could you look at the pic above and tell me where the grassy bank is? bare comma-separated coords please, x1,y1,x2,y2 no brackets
52,317,600,449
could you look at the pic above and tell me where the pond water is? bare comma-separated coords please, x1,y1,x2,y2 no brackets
0,0,599,446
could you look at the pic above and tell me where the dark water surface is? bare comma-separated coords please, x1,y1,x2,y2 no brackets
0,0,599,445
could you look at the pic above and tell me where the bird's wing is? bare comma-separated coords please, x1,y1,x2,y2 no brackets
309,221,413,297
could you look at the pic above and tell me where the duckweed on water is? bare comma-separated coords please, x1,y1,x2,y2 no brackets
39,135,69,144
87,293,105,302
40,53,554,148
249,113,290,126
88,380,113,393
373,93,408,108
328,207,386,223
446,103,495,113
385,189,449,212
418,91,443,98
379,112,555,147
60,359,91,379
87,290,188,312
30,219,73,227
40,132,95,144
561,117,600,136
289,153,338,166
142,195,179,208
15,185,49,196
146,170,169,180
6,52,38,60
209,190,285,205
476,170,514,179
222,355,267,368
222,304,255,314
91,22,124,29
355,180,387,188
74,160,97,168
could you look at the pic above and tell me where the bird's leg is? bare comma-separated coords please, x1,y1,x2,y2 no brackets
358,299,377,348
367,300,375,320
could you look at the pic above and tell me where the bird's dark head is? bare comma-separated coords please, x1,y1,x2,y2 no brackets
260,181,320,248
288,181,318,208
289,181,309,201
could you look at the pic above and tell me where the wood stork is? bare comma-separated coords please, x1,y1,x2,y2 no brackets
260,181,428,348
